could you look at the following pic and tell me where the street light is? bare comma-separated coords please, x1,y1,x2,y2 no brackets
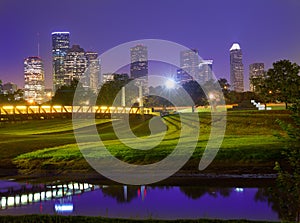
165,79,176,89
209,93,214,100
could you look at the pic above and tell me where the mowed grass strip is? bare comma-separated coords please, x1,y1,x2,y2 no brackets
0,119,111,168
10,110,291,173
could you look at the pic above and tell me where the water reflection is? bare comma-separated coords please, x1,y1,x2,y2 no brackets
180,187,233,199
0,182,95,210
101,185,146,203
255,187,300,222
0,180,280,221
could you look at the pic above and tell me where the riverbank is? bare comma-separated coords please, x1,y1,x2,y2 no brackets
0,215,281,223
0,110,292,179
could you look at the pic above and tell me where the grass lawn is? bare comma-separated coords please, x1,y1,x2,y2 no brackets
3,109,291,175
0,119,110,169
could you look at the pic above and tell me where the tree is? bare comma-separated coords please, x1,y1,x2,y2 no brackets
250,71,274,109
266,60,300,109
182,80,207,106
218,78,230,95
52,79,96,105
274,99,300,222
97,74,138,106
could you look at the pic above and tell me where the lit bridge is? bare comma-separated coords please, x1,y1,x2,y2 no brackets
0,105,153,121
0,182,97,210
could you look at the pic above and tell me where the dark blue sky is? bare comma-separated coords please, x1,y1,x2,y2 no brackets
0,0,300,90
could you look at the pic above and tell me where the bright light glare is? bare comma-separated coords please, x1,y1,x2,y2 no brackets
235,188,244,192
55,204,74,212
165,79,176,89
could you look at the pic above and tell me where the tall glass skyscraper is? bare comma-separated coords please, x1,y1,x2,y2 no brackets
85,51,101,93
249,63,264,91
198,59,213,83
52,32,70,92
180,49,199,80
230,43,244,92
130,45,148,95
179,49,213,84
130,45,148,79
24,56,45,104
64,44,88,86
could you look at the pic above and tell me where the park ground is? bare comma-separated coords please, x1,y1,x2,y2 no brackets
0,103,292,179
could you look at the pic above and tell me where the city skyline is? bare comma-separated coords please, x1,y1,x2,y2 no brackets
0,0,300,90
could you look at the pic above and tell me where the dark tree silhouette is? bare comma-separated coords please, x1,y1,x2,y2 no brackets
251,60,300,109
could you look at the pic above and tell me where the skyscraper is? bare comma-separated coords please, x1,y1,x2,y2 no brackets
24,56,45,104
249,63,264,91
64,45,88,86
130,45,148,95
52,32,70,92
130,45,148,79
180,49,199,80
85,51,101,92
198,60,213,83
230,43,244,92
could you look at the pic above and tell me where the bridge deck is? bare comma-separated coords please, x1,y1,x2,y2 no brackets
0,105,153,121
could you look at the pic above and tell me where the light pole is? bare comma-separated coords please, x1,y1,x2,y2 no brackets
209,92,217,111
121,86,125,107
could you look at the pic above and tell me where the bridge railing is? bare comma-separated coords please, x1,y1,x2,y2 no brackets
0,105,153,121
0,105,152,115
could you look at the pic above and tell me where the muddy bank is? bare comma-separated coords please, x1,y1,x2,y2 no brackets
0,165,278,187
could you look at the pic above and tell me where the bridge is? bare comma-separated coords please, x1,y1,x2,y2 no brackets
0,182,96,210
0,105,153,121
0,182,147,211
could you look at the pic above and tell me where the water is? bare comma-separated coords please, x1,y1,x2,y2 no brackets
0,180,280,221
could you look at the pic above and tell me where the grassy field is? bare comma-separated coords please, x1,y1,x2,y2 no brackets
0,109,292,176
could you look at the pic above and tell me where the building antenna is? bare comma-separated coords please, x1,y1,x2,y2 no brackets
37,32,40,57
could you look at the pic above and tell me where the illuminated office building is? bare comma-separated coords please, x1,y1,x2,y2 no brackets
64,45,88,86
130,45,148,95
52,31,70,92
249,63,264,91
179,49,213,84
198,59,213,83
101,73,115,84
230,43,244,92
85,51,100,92
130,45,148,79
180,49,199,80
24,56,45,104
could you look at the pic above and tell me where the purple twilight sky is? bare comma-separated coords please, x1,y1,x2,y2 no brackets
0,0,300,90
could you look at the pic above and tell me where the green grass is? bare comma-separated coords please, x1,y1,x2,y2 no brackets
9,110,292,174
0,119,110,169
0,119,110,135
